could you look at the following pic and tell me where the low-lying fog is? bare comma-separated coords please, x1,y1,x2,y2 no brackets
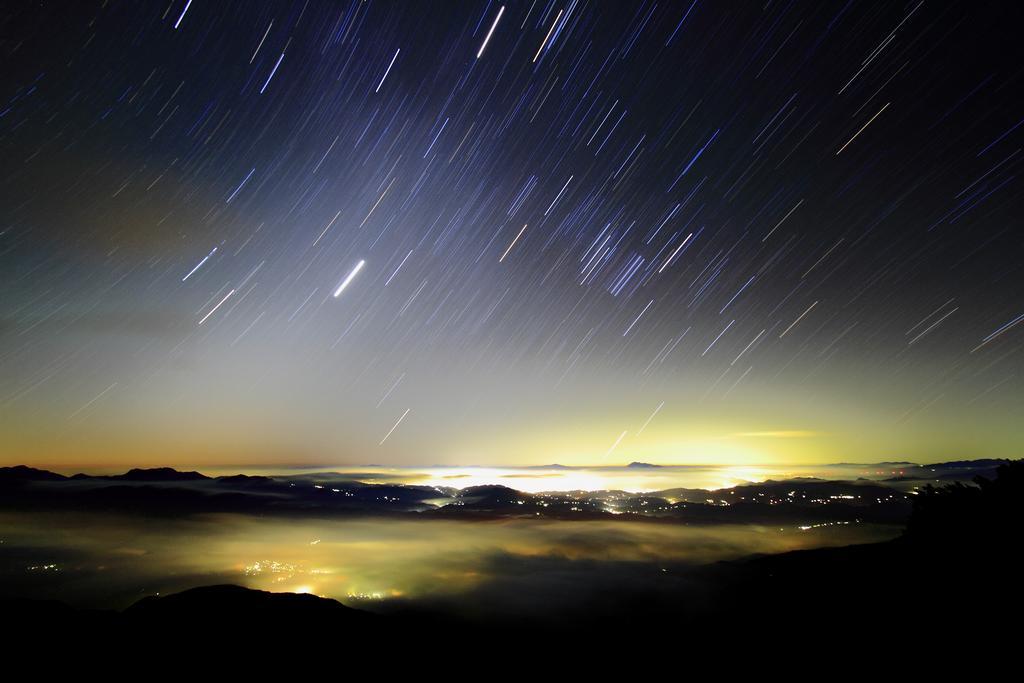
0,510,899,614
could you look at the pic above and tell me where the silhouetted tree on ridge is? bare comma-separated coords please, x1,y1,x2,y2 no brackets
904,459,1023,547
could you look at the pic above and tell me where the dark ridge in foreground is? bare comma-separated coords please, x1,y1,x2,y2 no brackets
127,584,372,619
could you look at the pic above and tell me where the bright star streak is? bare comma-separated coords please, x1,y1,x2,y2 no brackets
385,250,413,286
260,53,285,94
636,401,664,436
499,224,528,262
333,260,366,298
836,102,890,155
779,301,818,338
476,6,505,59
532,9,563,62
605,430,627,457
702,319,735,356
376,49,400,93
971,312,1024,353
659,233,692,273
173,0,193,30
182,247,217,282
623,299,654,336
198,289,235,325
250,20,273,63
380,408,411,445
226,168,255,203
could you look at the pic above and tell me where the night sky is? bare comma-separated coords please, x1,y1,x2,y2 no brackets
1,0,1022,468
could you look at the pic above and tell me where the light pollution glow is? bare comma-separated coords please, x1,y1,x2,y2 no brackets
19,462,916,495
0,510,900,611
2,363,1016,471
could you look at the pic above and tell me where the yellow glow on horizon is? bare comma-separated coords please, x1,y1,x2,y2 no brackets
712,466,776,489
2,381,1008,471
473,421,807,469
420,467,609,492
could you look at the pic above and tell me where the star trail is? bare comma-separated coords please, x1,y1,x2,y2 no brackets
1,0,1022,468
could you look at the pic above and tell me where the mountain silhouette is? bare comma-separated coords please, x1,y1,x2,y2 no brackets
74,467,210,481
0,465,67,482
127,584,372,620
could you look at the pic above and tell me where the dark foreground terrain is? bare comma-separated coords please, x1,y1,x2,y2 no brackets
3,461,1020,665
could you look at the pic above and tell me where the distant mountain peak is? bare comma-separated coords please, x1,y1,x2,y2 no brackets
110,467,210,481
0,465,66,482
